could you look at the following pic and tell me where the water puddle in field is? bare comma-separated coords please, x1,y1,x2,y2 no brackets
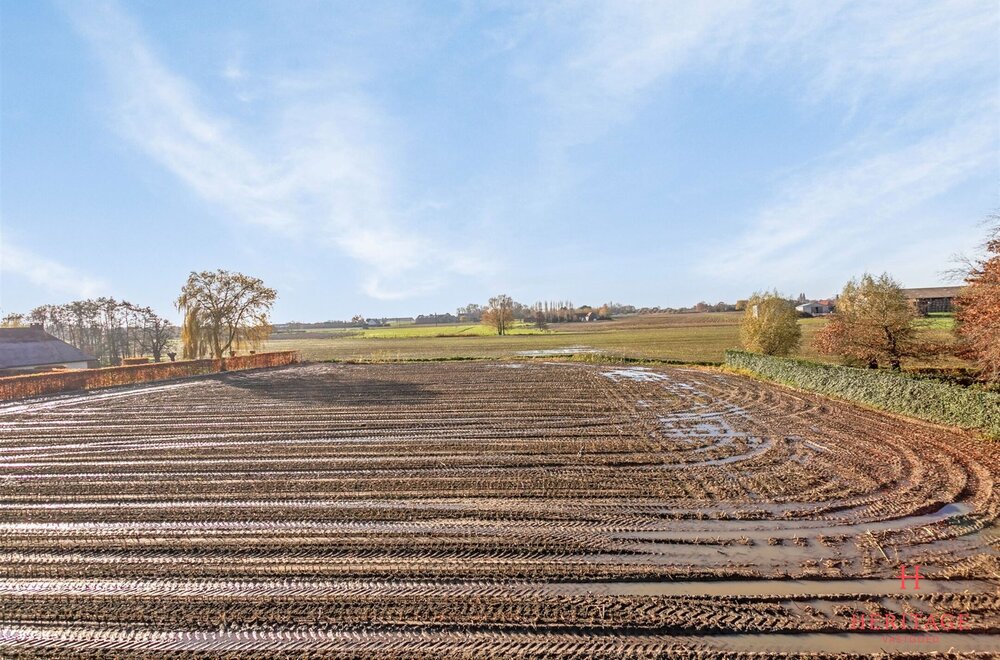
700,632,999,654
0,626,995,655
619,502,975,541
517,346,601,356
653,436,773,468
657,420,746,449
0,518,493,535
0,577,993,598
551,578,997,597
601,368,668,382
0,498,480,512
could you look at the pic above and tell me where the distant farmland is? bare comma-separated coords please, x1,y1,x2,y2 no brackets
265,312,960,366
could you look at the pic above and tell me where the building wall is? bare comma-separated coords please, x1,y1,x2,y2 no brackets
7,361,91,373
914,297,954,314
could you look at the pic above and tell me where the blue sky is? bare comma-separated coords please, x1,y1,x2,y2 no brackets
2,1,997,322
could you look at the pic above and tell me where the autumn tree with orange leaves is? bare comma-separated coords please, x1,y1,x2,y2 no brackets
955,216,1000,381
813,273,919,370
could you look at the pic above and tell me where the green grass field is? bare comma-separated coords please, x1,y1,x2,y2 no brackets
265,312,961,367
357,323,544,339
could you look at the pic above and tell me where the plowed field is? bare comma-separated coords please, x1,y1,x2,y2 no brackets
1,362,997,657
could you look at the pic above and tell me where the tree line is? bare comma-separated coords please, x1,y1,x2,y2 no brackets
2,299,173,366
739,216,1000,382
2,269,278,365
470,297,623,334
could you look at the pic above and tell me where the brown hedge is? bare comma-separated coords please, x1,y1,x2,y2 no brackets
0,351,299,401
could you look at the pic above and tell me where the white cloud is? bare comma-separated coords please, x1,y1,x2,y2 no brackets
516,0,997,141
782,1,998,107
0,241,109,299
56,0,997,305
505,0,997,291
222,63,244,82
64,0,485,300
706,109,996,282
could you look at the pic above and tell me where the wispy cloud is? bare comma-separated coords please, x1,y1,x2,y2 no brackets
501,0,997,290
52,0,996,306
0,241,109,299
707,109,996,282
64,0,485,300
511,0,996,142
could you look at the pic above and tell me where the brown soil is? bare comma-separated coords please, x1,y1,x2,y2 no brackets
0,361,997,657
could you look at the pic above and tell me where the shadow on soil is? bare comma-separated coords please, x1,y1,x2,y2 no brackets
217,371,438,406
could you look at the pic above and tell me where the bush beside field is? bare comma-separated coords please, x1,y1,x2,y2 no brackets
725,350,1000,438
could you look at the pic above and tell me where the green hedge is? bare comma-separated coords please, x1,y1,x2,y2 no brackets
724,350,1000,438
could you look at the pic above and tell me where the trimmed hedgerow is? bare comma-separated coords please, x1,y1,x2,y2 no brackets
725,350,1000,438
0,351,299,402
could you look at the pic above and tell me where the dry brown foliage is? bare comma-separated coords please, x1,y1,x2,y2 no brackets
955,218,1000,381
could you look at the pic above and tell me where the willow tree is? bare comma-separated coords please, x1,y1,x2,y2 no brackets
739,291,801,356
175,270,277,359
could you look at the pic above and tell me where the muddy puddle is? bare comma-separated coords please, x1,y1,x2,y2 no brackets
516,346,602,356
619,503,977,541
702,632,999,654
1,577,994,598
601,368,669,382
1,626,995,654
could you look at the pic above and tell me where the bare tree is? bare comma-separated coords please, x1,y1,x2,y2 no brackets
482,294,514,335
1,313,25,327
137,308,174,362
18,298,173,365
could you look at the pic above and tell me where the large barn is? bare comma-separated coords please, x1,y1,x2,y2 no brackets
901,286,964,314
0,326,97,374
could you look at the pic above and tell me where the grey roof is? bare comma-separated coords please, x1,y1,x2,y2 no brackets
901,286,965,300
0,327,96,370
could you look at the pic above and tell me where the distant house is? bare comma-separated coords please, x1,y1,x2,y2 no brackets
795,301,832,316
0,326,97,374
901,286,964,314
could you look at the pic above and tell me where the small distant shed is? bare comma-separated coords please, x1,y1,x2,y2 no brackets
795,301,831,316
0,326,97,374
